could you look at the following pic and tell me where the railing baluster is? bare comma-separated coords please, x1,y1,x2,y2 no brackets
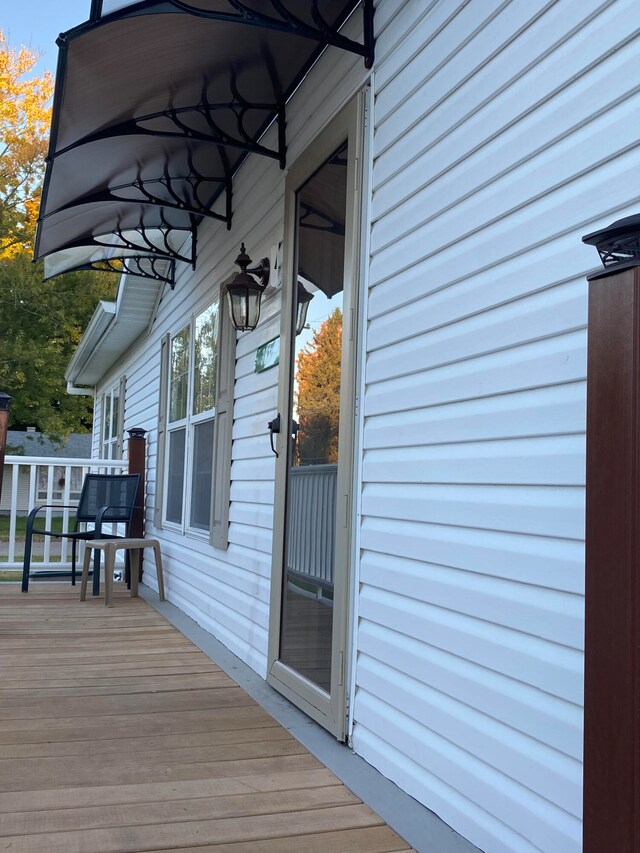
61,464,72,564
43,463,54,565
1,455,128,572
8,462,18,563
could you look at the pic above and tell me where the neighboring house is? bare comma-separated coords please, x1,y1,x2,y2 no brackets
35,2,639,851
1,430,92,515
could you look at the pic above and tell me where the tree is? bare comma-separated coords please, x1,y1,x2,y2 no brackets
0,30,53,258
0,31,117,441
295,308,342,465
0,253,118,439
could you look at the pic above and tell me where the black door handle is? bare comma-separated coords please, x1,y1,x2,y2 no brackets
267,414,281,457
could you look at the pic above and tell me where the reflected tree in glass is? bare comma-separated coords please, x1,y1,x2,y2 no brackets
193,304,218,416
295,308,342,466
169,327,190,422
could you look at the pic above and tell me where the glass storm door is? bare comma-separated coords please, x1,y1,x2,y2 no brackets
268,99,363,738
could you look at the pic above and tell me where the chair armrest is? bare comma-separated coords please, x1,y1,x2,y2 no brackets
26,504,78,535
28,504,77,516
94,503,137,536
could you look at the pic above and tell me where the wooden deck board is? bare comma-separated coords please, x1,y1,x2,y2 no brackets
0,586,412,851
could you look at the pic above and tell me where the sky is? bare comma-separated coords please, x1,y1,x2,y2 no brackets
2,1,92,75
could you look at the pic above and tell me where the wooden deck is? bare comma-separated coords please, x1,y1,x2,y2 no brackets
0,585,413,853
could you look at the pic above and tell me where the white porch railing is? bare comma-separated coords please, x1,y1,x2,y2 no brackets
286,464,337,596
0,456,128,571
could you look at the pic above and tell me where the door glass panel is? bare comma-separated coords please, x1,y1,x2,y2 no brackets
279,142,348,693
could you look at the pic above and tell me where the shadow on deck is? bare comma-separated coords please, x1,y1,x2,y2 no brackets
0,585,413,853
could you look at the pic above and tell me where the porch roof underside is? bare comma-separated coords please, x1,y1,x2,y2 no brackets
65,271,165,386
35,0,371,285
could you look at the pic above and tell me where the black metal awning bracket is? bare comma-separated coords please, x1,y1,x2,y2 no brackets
43,231,191,268
82,256,177,286
41,255,174,285
190,219,198,268
164,0,374,66
43,173,231,224
95,223,193,265
299,201,345,235
225,174,233,231
159,164,182,208
55,99,283,164
216,147,234,231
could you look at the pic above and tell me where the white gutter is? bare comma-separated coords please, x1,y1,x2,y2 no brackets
65,270,166,389
65,299,117,386
66,382,94,396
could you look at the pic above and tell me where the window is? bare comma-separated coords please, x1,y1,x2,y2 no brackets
164,302,219,532
101,379,125,459
37,466,83,502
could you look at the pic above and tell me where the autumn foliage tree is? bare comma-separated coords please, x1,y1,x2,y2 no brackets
0,30,53,258
295,308,342,465
0,30,117,440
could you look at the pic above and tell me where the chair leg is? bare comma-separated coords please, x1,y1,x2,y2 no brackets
153,543,165,602
21,530,33,593
92,543,101,597
80,547,92,601
104,544,115,608
130,549,140,598
71,539,77,586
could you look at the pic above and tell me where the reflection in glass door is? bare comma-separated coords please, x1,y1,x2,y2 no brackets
279,141,348,694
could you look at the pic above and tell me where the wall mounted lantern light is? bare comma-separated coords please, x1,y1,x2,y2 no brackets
295,281,314,335
224,243,270,332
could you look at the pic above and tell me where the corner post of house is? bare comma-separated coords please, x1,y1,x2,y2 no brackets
0,392,12,503
583,262,640,853
127,427,146,583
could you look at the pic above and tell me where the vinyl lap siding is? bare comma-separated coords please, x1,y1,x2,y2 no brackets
353,1,640,851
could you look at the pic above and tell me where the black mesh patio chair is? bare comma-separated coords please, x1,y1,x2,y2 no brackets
21,473,140,595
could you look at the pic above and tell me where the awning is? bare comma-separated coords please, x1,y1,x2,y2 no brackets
36,0,374,288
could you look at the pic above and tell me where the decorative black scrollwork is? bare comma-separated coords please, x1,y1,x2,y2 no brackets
163,0,374,67
88,256,177,288
57,89,286,170
299,201,345,236
45,169,232,226
69,217,197,268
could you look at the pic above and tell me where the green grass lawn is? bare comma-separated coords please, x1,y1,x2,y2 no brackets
0,515,66,563
0,515,65,537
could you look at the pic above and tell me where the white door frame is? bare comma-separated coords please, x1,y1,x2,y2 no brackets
267,93,365,739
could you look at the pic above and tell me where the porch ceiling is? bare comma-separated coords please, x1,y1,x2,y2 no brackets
35,0,373,287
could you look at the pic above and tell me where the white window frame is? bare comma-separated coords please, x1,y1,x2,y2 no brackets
37,466,84,503
101,377,125,460
163,300,218,536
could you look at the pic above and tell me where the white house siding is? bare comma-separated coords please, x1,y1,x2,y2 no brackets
92,14,368,678
0,469,29,513
352,1,640,851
